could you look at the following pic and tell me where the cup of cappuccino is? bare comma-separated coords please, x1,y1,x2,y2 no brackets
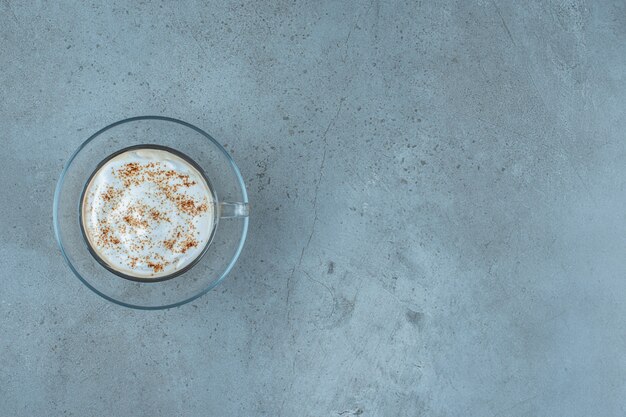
54,116,249,308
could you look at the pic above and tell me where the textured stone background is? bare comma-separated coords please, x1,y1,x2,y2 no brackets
1,1,625,415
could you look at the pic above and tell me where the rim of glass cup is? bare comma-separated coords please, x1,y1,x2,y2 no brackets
53,116,249,309
78,144,220,283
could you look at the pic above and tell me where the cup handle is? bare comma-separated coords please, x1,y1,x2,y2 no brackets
218,202,249,218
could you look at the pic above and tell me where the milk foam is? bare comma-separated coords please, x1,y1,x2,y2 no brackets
81,148,215,279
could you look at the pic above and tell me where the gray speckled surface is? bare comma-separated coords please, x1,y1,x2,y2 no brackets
1,1,625,416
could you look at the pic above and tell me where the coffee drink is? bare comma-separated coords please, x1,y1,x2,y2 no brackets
81,147,215,279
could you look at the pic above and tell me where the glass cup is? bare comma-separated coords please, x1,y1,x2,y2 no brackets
53,116,249,309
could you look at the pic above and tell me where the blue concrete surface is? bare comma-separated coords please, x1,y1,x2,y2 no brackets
0,1,624,415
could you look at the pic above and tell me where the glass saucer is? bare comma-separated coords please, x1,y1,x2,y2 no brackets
53,116,249,309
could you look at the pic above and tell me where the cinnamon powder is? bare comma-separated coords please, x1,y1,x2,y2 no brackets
92,160,209,274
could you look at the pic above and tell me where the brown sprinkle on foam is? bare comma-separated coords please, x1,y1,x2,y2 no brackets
89,160,209,275
101,186,120,202
146,261,165,273
123,214,149,229
97,224,120,247
150,208,170,222
180,236,198,254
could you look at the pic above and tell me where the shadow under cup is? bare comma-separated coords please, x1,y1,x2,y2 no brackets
54,116,249,309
